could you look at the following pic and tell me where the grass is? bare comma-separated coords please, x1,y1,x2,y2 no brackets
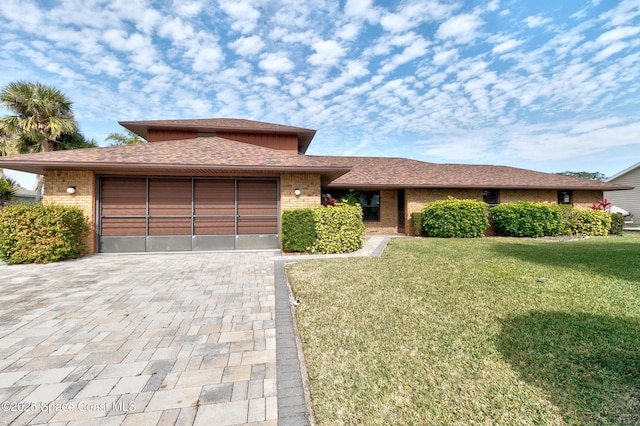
287,233,640,425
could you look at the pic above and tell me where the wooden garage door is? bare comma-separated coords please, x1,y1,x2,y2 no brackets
99,177,279,252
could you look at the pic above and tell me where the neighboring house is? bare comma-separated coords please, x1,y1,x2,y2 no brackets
605,161,640,222
0,118,632,254
14,185,37,204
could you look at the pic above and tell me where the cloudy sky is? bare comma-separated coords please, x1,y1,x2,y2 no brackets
1,0,640,187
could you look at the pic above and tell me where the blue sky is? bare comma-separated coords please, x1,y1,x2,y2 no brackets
1,0,639,188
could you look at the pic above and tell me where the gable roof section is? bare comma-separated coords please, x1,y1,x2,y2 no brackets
0,137,349,184
316,156,632,191
119,118,317,154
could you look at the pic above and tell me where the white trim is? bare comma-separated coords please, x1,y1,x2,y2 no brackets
607,161,640,182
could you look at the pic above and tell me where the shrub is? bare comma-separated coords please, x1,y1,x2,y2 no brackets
609,213,625,236
569,209,612,236
491,202,563,237
422,197,489,238
282,209,316,252
411,212,424,236
0,204,88,264
311,203,365,254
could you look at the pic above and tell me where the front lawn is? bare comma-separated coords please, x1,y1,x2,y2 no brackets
287,234,640,425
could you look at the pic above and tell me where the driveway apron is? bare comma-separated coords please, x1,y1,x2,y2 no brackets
0,251,281,425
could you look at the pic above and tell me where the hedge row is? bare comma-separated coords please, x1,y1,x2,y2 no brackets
0,204,88,264
420,199,622,238
281,203,365,254
422,197,489,238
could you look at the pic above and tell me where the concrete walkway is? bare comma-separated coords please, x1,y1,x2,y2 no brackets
0,236,396,426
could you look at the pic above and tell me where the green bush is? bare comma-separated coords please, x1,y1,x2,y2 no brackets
311,203,365,254
568,209,612,236
491,202,563,237
609,213,625,236
422,197,489,238
0,204,88,264
411,212,424,236
282,209,316,252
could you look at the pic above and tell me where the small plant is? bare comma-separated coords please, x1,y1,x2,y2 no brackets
609,213,625,236
321,194,339,206
591,198,613,211
422,197,489,238
0,176,17,207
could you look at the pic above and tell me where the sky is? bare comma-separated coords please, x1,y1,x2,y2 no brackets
1,0,640,189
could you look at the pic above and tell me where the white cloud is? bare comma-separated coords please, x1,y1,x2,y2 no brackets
344,0,378,23
492,38,522,54
308,40,347,67
191,45,224,72
259,52,295,74
379,36,429,74
436,14,483,44
219,0,261,33
597,26,640,44
593,41,628,61
229,35,265,56
524,15,552,28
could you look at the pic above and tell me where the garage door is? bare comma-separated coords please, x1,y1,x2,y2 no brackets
98,177,279,252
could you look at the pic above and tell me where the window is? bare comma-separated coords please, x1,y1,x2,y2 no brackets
483,189,500,205
558,190,572,205
322,189,380,221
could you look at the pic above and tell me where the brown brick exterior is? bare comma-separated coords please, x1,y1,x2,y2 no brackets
280,173,321,210
365,190,398,234
43,170,96,254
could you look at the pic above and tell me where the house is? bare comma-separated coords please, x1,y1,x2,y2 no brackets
13,185,37,204
0,118,632,254
604,162,640,222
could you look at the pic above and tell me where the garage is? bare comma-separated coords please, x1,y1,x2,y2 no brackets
98,176,279,252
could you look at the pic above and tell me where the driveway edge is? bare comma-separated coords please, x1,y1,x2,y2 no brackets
274,259,312,425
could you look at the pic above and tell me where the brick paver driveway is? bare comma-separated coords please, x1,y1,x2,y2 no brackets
0,252,279,425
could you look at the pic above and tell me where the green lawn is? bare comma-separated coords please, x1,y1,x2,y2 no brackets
287,234,640,425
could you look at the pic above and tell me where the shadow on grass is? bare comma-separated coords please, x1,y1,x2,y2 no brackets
496,311,640,424
490,237,640,282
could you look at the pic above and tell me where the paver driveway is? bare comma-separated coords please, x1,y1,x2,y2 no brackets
0,251,280,425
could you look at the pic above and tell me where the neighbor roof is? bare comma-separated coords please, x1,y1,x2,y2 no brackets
119,118,317,154
606,161,640,182
316,156,632,191
0,137,349,185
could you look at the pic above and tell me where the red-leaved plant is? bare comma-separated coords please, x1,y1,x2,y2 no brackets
591,198,613,211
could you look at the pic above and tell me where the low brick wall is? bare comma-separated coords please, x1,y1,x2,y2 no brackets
280,173,321,210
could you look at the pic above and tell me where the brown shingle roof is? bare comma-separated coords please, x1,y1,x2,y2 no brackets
314,156,632,191
119,118,317,153
0,137,349,183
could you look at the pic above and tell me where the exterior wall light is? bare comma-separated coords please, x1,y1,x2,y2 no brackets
294,188,301,196
67,186,76,194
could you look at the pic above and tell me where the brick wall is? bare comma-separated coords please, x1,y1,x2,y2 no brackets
43,170,96,254
365,190,398,234
573,190,603,209
280,173,321,210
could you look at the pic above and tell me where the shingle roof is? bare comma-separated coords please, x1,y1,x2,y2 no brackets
119,118,317,154
0,137,349,184
0,136,632,192
315,156,632,191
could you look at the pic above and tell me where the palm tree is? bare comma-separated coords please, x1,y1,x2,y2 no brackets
105,129,146,146
0,81,78,199
0,176,17,207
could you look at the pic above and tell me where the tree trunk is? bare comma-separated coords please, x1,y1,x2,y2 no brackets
34,174,44,202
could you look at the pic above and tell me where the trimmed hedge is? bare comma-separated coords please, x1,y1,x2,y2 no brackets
491,202,563,237
610,213,625,236
0,204,88,264
282,208,316,252
311,203,365,254
422,198,489,238
569,209,612,236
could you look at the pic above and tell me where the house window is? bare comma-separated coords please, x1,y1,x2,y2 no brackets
483,189,500,205
322,190,381,221
558,190,572,205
